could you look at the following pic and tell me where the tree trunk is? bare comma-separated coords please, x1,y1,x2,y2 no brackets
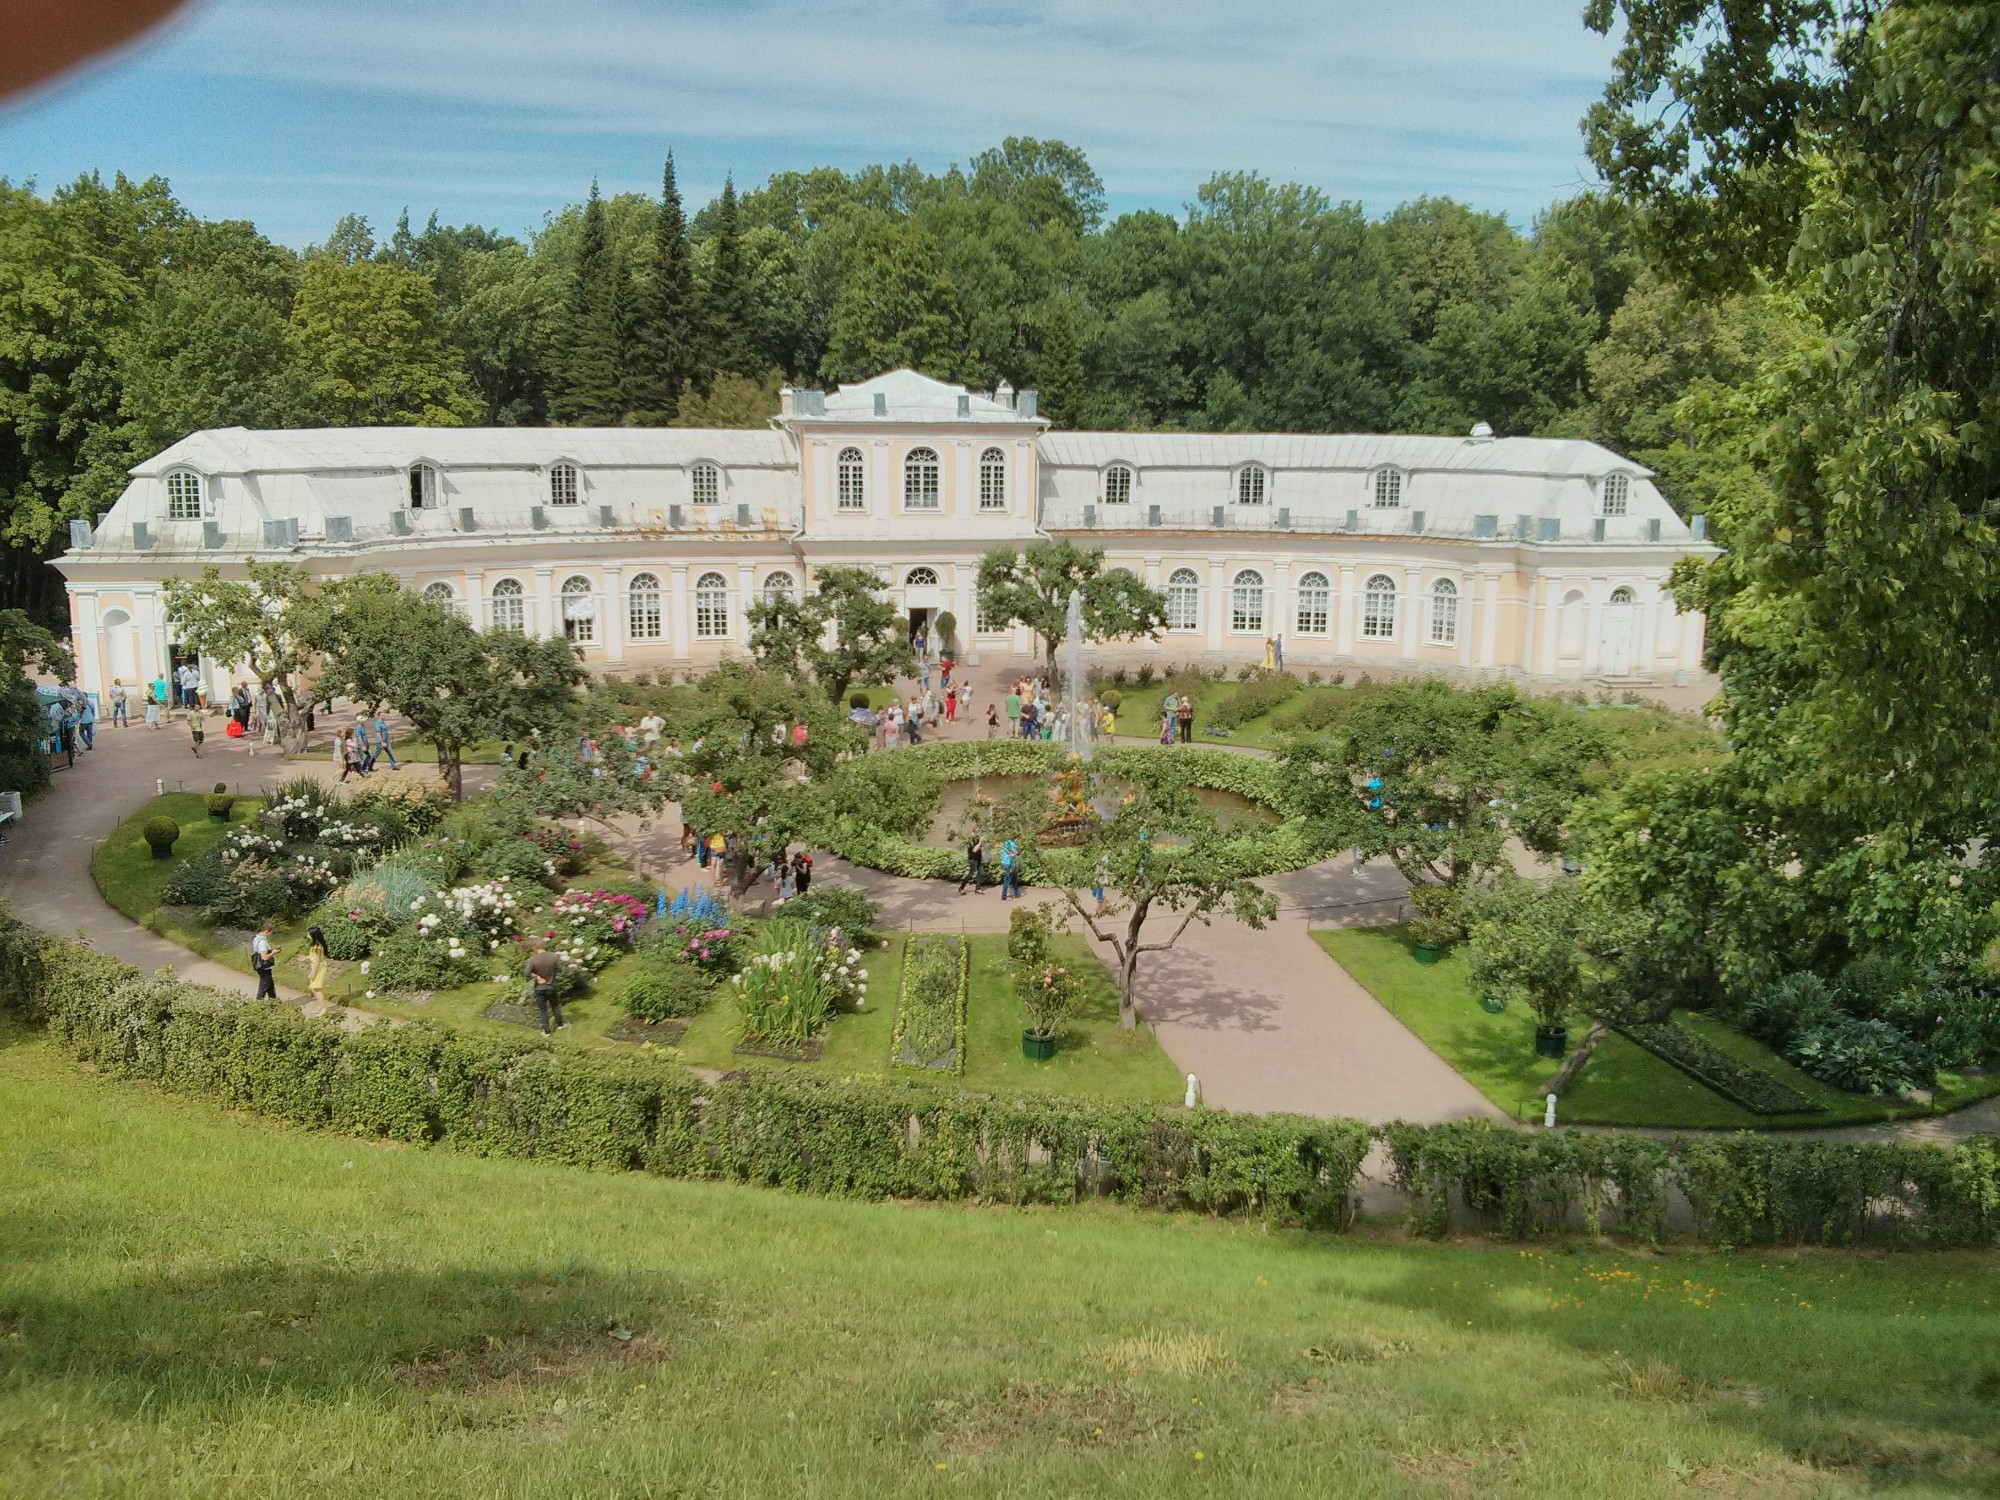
1116,897,1151,1030
439,742,464,802
1545,1022,1607,1097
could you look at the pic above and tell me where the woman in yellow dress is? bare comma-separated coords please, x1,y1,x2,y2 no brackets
304,925,329,1007
1262,637,1275,671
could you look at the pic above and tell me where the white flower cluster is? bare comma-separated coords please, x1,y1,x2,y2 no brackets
221,829,284,862
317,820,384,847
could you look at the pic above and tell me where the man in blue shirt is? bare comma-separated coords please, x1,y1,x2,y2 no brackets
372,711,401,770
998,838,1021,900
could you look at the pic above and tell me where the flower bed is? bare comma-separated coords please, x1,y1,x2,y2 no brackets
811,742,1331,883
732,917,866,1050
1618,1020,1822,1116
892,933,967,1074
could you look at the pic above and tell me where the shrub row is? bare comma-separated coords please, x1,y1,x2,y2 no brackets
16,908,2000,1247
1383,1121,2000,1248
1618,1020,1822,1116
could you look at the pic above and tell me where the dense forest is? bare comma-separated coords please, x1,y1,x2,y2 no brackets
0,137,1787,623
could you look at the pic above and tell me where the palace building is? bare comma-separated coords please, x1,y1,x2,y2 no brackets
54,368,1713,701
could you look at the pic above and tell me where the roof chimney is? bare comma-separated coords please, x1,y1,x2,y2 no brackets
995,379,1015,412
1469,420,1495,441
779,386,795,416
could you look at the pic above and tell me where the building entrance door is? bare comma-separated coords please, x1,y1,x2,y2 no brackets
1600,611,1635,677
908,607,933,654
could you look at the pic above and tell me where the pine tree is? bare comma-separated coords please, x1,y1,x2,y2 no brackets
627,152,697,424
702,175,759,379
1034,295,1087,428
553,183,624,424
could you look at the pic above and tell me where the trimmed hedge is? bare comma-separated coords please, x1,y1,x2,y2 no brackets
16,906,2000,1248
1619,1020,1822,1116
812,741,1333,884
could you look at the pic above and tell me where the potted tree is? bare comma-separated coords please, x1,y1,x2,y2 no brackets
1008,904,1077,1059
1409,884,1464,965
1466,878,1585,1059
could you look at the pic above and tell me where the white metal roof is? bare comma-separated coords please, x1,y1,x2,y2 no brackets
1037,431,1651,478
812,369,1037,424
130,425,791,477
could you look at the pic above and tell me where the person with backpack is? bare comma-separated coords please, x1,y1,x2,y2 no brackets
998,837,1021,900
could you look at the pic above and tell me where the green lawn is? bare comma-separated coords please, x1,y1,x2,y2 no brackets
1315,924,2000,1128
5,1033,1997,1498
284,735,509,766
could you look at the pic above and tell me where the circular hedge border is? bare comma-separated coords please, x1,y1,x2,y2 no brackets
810,740,1335,884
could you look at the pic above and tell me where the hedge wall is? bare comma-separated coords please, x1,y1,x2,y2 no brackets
16,906,2000,1248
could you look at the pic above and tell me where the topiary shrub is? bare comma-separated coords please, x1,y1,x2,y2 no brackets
619,958,715,1021
206,791,233,822
142,816,180,859
849,691,871,710
1099,689,1121,712
935,609,957,651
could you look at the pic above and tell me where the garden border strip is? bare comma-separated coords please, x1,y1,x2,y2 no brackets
10,907,1999,1248
890,932,968,1075
1617,1020,1823,1116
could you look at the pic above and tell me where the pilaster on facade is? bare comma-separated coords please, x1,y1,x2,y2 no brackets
668,565,691,664
1400,566,1421,664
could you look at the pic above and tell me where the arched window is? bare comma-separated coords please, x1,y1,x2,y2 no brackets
409,463,439,510
1103,464,1133,505
1428,578,1459,646
1361,574,1398,640
1601,473,1630,516
835,447,865,510
1558,588,1588,657
1230,569,1266,633
165,469,206,520
690,462,720,507
627,572,662,640
1295,571,1331,635
561,574,595,645
1372,468,1403,509
978,447,1007,511
1166,568,1201,633
1609,585,1636,605
489,577,524,632
903,447,940,510
1236,465,1267,506
549,462,580,506
905,566,940,587
421,581,456,611
760,570,795,605
694,571,729,639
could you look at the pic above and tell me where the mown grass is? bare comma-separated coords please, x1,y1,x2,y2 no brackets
1315,925,2000,1129
4,1032,1998,1498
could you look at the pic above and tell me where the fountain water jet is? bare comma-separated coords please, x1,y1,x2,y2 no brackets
1062,588,1091,763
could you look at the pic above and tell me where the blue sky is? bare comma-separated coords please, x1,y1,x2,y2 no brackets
0,0,1622,247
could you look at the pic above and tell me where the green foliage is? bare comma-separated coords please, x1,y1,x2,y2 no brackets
1465,878,1587,1029
1787,1019,1932,1098
617,957,714,1022
141,817,179,858
1205,671,1299,730
205,793,234,821
364,929,467,994
1008,905,1081,1040
975,540,1167,666
290,255,479,425
0,612,72,795
892,934,967,1072
1617,1020,1819,1116
732,918,863,1047
745,565,912,704
777,883,878,940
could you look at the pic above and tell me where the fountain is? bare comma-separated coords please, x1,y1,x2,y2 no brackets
1062,588,1091,763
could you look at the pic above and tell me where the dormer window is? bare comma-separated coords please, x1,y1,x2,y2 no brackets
1236,464,1267,506
1103,463,1133,505
409,463,439,510
691,462,720,506
1372,468,1404,509
549,462,580,506
1600,472,1630,516
165,469,207,520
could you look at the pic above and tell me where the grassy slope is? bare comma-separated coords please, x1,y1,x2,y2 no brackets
1316,926,2000,1129
4,1035,1996,1498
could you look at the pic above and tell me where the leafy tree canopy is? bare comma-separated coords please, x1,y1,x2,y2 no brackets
746,564,912,702
976,540,1166,669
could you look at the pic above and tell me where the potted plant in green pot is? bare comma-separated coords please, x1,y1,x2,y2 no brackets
1465,877,1584,1060
1408,884,1464,965
1008,903,1076,1060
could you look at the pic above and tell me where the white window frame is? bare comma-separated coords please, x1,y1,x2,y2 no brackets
1428,578,1459,646
561,574,595,645
1600,472,1630,517
835,447,866,511
164,469,208,521
1166,568,1201,633
489,577,525,633
1609,585,1636,605
1230,569,1266,633
760,570,796,606
1371,468,1404,510
690,462,721,507
1361,574,1398,640
975,593,1005,634
549,462,580,506
421,580,457,613
409,463,440,510
905,566,940,587
903,447,940,511
694,571,730,639
1236,465,1267,507
628,572,662,640
1295,571,1331,635
1102,463,1134,505
978,447,1007,511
